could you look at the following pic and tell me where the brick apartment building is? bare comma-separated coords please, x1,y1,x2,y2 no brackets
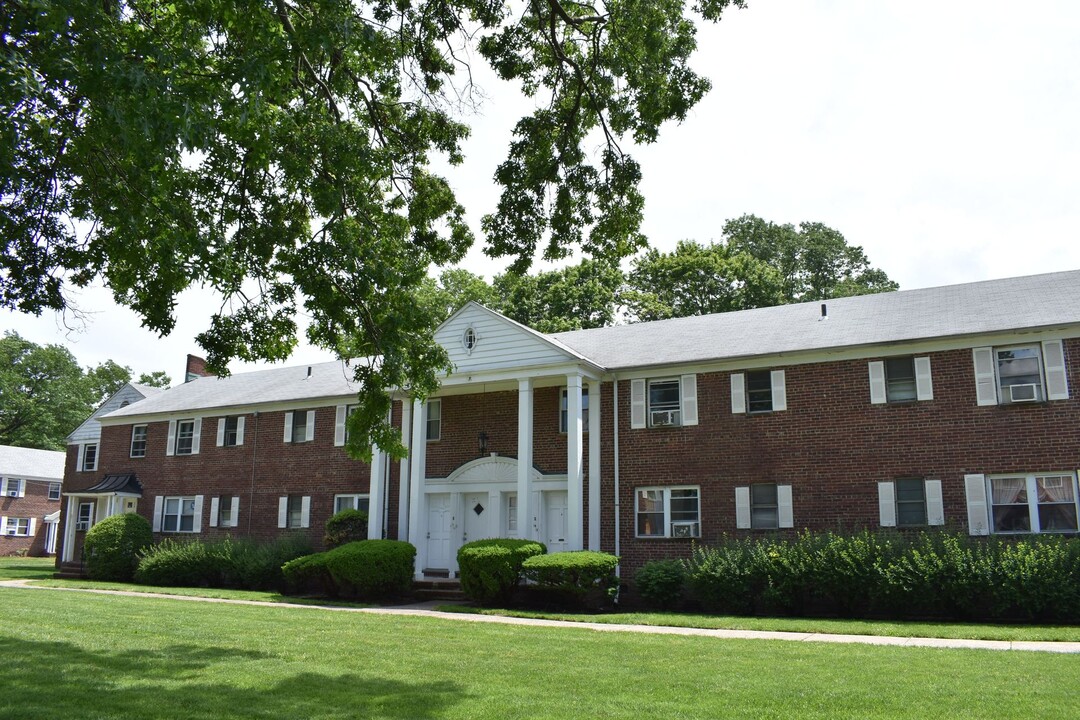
58,270,1080,578
1,445,65,556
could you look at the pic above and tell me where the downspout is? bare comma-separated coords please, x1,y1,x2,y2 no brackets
612,377,621,583
382,405,393,538
246,411,260,534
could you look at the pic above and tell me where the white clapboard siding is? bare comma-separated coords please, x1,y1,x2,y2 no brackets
435,305,576,373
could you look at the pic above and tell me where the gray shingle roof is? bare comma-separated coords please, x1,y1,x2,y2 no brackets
0,445,66,480
103,360,360,419
550,269,1080,370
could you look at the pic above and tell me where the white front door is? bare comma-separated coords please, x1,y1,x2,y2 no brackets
426,493,453,570
544,490,568,553
463,492,493,546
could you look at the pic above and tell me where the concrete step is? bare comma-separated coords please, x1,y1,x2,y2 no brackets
413,579,467,602
54,562,86,580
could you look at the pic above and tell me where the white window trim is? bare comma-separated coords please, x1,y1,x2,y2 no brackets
426,399,442,442
157,495,203,534
735,484,794,529
878,479,944,527
78,443,98,472
2,478,24,498
634,486,701,538
209,495,240,528
279,495,312,529
284,410,316,444
76,501,95,531
333,493,369,514
130,425,148,458
48,482,62,500
731,370,787,414
973,341,1070,406
559,387,590,434
984,472,1080,535
216,416,245,447
869,357,933,404
1,516,33,536
630,375,698,429
171,418,201,456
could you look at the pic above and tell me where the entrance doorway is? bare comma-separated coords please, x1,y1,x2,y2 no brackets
426,493,452,571
544,490,568,553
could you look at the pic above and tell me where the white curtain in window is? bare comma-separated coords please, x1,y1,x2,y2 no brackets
991,478,1026,504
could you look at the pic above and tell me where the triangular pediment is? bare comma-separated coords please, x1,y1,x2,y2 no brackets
435,303,588,374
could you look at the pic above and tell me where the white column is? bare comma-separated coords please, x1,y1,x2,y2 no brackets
566,375,584,550
397,400,412,540
367,446,385,539
408,398,428,578
516,379,534,541
62,496,77,563
588,379,601,551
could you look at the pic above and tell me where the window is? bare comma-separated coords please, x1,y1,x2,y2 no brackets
735,484,794,530
286,495,307,528
879,478,944,527
426,399,441,441
973,341,1069,406
648,379,681,427
1,478,23,498
506,494,518,536
869,357,933,404
218,495,236,527
285,410,314,444
81,443,98,471
130,425,148,457
175,420,195,455
161,497,198,532
344,405,358,443
559,387,590,433
48,482,61,500
885,358,917,402
989,474,1079,534
75,502,94,531
895,478,927,526
222,417,241,447
2,517,30,536
334,494,370,515
635,487,701,538
731,371,787,414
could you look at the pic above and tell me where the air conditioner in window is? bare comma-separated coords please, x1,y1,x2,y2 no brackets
7,491,18,498
6,530,16,536
1008,383,1039,403
75,522,89,531
650,410,680,427
670,521,700,538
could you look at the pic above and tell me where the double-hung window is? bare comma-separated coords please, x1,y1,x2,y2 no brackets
426,399,442,441
130,425,148,457
217,416,244,447
2,478,23,498
869,357,934,404
48,482,61,500
284,410,315,444
973,341,1069,406
635,487,701,538
735,484,794,529
629,376,699,429
75,502,94,531
559,387,589,433
731,371,787,414
334,494,370,515
80,443,98,471
987,474,1079,534
161,496,198,533
278,495,311,529
166,418,201,456
2,517,30,536
878,478,944,527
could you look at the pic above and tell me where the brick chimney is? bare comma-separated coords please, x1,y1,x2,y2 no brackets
185,355,215,383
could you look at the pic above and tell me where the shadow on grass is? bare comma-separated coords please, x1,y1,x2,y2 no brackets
0,636,465,719
0,558,56,581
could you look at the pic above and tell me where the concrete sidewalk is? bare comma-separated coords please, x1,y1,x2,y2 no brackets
4,578,1078,654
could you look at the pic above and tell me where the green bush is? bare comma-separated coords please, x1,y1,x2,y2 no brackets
634,559,686,610
322,540,416,600
281,552,334,596
83,513,153,581
457,538,546,606
226,535,313,590
522,551,619,609
135,538,222,587
324,509,369,549
135,536,312,590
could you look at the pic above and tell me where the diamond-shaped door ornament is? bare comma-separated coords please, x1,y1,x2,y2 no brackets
473,503,485,516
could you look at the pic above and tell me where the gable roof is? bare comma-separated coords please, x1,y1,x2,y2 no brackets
551,269,1080,370
0,445,65,481
102,360,360,420
67,382,166,444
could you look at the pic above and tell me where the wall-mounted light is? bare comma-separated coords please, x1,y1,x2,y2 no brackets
478,431,488,456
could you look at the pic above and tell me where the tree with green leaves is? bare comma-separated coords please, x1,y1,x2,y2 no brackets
1,0,747,459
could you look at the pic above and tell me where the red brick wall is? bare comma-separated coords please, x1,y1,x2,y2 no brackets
0,475,61,556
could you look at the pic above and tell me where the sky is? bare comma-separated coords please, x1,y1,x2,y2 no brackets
4,0,1080,382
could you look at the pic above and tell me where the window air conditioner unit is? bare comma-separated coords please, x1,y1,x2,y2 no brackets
670,521,700,539
1008,383,1039,403
6,530,16,536
75,522,89,531
650,410,680,427
8,491,18,497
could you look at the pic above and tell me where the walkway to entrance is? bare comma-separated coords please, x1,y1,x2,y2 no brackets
2,579,1076,654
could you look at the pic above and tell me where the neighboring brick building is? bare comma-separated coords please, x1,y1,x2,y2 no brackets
57,270,1080,579
0,445,65,556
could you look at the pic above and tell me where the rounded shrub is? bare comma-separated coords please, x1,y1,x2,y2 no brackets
83,513,153,581
324,509,369,549
323,540,416,600
282,552,334,596
522,551,619,609
135,538,222,587
634,559,687,610
457,538,546,606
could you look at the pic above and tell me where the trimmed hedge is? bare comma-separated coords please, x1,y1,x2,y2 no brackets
522,551,619,609
684,531,1080,622
134,536,312,590
283,540,416,601
325,509,369,549
457,538,546,606
634,559,687,610
83,513,153,581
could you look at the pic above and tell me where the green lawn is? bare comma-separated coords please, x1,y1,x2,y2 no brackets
2,587,1078,720
0,556,57,581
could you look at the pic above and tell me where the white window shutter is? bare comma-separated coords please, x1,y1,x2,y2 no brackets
166,420,177,456
28,518,37,536
914,357,934,401
630,379,647,429
216,419,226,447
925,479,945,526
868,362,887,404
300,496,311,528
735,487,751,529
17,479,25,498
0,517,7,533
731,374,746,414
229,496,240,527
152,496,163,532
191,418,202,455
1042,340,1069,400
334,405,347,446
192,495,203,533
680,374,699,426
305,411,315,442
777,484,794,528
964,474,989,536
878,482,896,527
771,370,787,412
283,413,293,443
209,497,220,527
972,348,998,406
76,444,85,471
277,497,288,528
236,416,245,445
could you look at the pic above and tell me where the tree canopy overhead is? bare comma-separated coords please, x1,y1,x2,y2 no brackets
2,0,746,458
